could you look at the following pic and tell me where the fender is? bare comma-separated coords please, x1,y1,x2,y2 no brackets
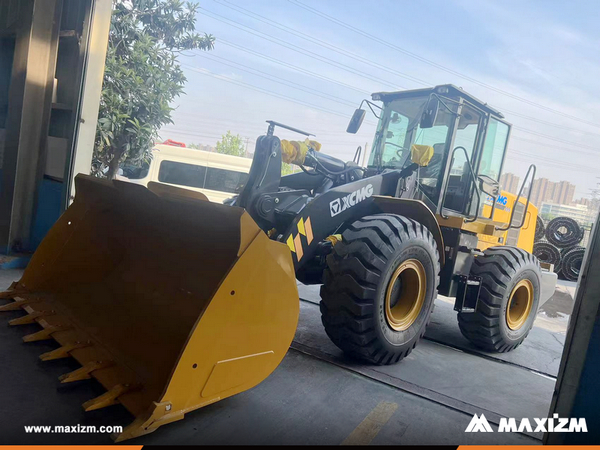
369,196,445,266
282,176,445,273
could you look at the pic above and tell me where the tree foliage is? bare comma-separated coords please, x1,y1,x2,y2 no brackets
93,0,214,179
282,162,295,175
215,131,246,157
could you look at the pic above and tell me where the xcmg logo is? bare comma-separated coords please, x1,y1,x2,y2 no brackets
485,195,508,206
465,414,587,433
330,184,374,217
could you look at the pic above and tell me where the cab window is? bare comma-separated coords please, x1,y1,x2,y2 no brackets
413,104,456,205
479,118,509,181
441,104,482,213
379,112,410,165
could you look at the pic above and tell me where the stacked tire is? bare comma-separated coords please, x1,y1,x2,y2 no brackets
560,246,586,281
532,216,585,281
532,242,560,267
545,217,582,249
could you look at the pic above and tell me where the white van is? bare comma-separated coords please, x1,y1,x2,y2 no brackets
117,144,252,203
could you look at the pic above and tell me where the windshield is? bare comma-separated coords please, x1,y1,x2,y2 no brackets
369,97,426,169
369,95,457,205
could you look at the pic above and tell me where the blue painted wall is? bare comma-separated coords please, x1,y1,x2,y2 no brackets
31,177,64,250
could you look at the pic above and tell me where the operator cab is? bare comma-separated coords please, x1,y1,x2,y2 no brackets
354,84,511,221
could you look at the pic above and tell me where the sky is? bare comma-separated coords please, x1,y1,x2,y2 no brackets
159,0,600,200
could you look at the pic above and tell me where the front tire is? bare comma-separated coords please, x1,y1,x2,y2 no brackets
320,214,440,365
458,246,541,352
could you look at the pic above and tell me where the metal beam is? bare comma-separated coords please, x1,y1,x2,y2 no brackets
0,0,62,252
65,0,112,205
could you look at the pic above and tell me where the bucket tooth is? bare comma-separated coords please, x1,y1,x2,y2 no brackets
39,341,90,361
23,325,69,342
9,310,53,326
0,289,25,300
0,297,41,311
59,360,114,383
83,384,136,411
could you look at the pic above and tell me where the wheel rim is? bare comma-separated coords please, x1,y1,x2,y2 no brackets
506,279,534,330
385,259,426,331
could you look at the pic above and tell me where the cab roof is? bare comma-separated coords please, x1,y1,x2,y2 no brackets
371,84,505,119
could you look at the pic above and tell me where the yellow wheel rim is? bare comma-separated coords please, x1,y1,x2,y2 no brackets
384,259,427,331
506,279,534,330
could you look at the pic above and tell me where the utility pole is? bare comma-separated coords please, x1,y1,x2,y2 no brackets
361,142,370,166
589,177,600,214
245,137,250,158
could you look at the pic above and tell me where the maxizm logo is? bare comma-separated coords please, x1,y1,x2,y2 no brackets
330,184,374,217
465,414,587,433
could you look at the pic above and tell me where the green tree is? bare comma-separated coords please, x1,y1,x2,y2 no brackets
282,162,295,175
94,0,214,179
216,131,246,157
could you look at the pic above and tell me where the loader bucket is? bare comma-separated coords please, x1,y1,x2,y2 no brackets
0,174,299,441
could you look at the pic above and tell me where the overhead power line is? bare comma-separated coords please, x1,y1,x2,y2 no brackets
509,149,600,173
182,58,599,157
199,8,404,90
508,154,600,175
214,0,429,87
512,127,600,153
194,52,357,107
217,40,600,140
287,0,600,129
219,39,371,96
182,64,356,119
218,39,600,141
501,108,600,139
200,6,600,154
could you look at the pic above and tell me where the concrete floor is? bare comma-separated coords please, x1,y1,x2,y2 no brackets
0,269,573,445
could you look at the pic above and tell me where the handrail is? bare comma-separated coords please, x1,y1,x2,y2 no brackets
440,146,481,223
496,164,536,231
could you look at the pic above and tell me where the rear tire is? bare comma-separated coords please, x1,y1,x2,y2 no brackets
320,214,440,365
458,246,541,352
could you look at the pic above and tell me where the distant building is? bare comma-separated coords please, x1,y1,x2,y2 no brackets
573,197,592,208
529,178,551,206
529,178,576,207
553,181,576,205
500,172,520,195
539,202,595,226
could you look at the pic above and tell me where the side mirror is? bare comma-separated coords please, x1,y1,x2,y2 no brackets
477,175,499,196
419,96,440,129
346,108,366,134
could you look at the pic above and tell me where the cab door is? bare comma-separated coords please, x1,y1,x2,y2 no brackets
440,101,486,216
473,116,511,219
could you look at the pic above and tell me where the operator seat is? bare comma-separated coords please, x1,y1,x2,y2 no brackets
418,142,445,193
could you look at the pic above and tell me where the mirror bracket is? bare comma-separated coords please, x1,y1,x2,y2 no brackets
420,94,440,129
346,99,382,134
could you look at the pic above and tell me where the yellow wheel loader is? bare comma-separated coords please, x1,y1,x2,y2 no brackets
0,85,556,440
